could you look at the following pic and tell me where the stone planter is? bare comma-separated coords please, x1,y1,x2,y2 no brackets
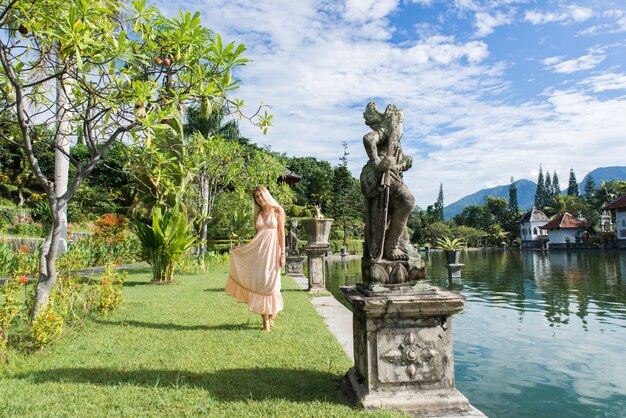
301,218,333,246
301,218,333,292
443,249,461,265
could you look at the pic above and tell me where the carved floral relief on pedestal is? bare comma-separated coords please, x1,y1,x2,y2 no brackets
377,332,445,383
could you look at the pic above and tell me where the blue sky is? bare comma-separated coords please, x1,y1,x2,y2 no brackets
155,0,626,208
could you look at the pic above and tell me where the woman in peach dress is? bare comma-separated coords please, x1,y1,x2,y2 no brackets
225,186,286,332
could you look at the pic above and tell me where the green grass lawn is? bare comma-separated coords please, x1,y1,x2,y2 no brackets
0,264,404,417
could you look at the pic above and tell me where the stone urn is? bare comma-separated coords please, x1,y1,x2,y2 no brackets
444,249,462,265
301,218,333,246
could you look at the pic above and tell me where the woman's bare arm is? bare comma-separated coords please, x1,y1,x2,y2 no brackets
276,208,286,267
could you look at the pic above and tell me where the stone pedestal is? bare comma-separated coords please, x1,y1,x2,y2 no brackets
301,218,333,292
445,263,464,279
305,245,328,292
341,285,477,416
285,255,305,276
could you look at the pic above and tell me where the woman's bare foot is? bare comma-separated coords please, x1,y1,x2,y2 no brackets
262,315,271,332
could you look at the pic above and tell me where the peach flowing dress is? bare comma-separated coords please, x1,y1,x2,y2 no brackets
225,209,284,315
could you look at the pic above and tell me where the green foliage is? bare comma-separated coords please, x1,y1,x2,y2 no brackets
62,235,141,269
329,239,363,254
9,219,46,237
425,221,452,245
175,251,230,275
0,244,15,277
0,275,27,363
452,225,487,247
30,303,65,350
287,157,334,211
94,263,126,314
133,206,197,283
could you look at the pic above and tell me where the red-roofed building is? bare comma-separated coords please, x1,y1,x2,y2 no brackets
601,194,626,243
540,212,590,248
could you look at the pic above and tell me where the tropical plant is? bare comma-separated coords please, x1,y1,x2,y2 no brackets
436,235,465,250
133,206,197,283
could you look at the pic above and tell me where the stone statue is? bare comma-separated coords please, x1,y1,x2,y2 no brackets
360,102,424,285
286,218,299,256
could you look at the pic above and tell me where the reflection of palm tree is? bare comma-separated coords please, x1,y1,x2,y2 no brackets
185,105,242,261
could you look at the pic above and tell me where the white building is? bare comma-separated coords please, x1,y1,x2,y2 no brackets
540,212,590,249
601,194,626,245
519,209,550,249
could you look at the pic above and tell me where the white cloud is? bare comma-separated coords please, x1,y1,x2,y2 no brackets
543,49,605,74
474,11,511,37
151,0,626,208
344,0,399,22
579,73,626,92
525,5,593,25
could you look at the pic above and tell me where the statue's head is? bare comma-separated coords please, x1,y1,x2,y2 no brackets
363,102,384,129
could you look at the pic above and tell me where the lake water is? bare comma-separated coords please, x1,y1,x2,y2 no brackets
323,249,626,418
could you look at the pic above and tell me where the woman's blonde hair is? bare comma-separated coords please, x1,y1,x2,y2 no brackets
252,186,285,219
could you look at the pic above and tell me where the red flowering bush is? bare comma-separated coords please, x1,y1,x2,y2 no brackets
93,214,130,245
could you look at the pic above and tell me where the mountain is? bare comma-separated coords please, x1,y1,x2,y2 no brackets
580,166,626,193
443,166,626,219
443,179,536,219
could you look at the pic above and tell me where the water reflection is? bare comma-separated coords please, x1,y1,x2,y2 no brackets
325,250,626,326
322,249,626,417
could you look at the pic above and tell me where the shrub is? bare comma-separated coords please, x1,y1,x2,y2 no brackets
0,246,33,362
0,275,28,363
94,263,125,314
10,218,46,237
93,213,130,244
31,303,64,350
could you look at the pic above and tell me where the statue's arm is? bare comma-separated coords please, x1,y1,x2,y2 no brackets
363,131,381,164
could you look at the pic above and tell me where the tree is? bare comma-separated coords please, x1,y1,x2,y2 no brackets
331,142,357,248
583,175,597,200
567,169,579,196
0,1,270,315
287,157,333,212
534,166,549,209
544,170,554,208
505,178,520,239
552,172,560,197
433,183,444,222
184,104,241,260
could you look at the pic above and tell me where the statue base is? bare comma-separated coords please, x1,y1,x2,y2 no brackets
341,285,482,416
362,257,426,285
445,263,464,279
285,255,305,276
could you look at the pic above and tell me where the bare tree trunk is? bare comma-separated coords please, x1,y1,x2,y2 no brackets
197,171,209,270
54,67,73,256
33,198,62,318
